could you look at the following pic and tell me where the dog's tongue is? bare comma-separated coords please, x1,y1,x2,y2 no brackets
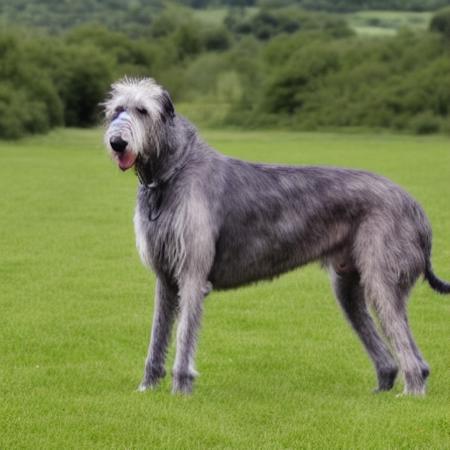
117,152,137,171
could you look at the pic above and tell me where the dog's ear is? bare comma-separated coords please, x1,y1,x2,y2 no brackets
160,89,175,123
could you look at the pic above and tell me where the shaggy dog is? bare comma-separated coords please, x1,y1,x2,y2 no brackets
103,77,449,395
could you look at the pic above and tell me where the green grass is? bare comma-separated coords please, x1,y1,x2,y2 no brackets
191,6,258,26
1,128,449,449
191,7,229,25
348,11,432,36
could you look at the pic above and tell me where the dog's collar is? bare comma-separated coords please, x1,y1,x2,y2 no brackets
135,157,187,221
135,157,186,188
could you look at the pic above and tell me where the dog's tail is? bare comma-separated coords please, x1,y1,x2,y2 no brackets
424,261,450,294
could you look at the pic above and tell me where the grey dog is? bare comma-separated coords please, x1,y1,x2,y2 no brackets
103,77,449,396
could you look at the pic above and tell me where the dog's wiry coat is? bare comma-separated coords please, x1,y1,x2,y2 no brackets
104,77,449,395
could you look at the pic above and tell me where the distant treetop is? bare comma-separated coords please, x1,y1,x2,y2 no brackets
179,0,450,12
1,0,450,33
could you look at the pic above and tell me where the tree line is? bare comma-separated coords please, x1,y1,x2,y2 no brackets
174,0,450,11
1,6,450,138
3,0,450,26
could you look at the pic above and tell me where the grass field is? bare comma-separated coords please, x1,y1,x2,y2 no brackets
192,7,432,37
347,11,432,36
192,6,258,25
1,128,449,449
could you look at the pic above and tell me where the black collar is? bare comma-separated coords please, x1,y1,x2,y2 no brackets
135,156,187,221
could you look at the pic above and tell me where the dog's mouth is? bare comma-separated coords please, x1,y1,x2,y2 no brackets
114,151,137,171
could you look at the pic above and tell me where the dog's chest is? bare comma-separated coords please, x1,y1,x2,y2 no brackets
134,205,154,269
133,190,186,275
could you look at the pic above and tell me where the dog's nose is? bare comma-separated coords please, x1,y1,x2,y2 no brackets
110,137,128,153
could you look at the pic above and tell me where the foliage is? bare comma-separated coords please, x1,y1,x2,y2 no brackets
280,0,450,13
57,46,114,127
429,6,450,39
0,29,115,137
225,7,353,40
1,3,450,138
0,31,63,138
2,0,450,36
0,0,163,34
226,27,450,134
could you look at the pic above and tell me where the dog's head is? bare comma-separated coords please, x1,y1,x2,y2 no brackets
103,77,175,171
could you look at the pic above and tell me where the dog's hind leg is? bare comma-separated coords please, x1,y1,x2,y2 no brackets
139,276,179,391
368,282,429,395
354,215,430,395
330,269,398,392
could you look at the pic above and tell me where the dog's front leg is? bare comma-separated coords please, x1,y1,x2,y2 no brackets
139,276,178,391
172,277,210,394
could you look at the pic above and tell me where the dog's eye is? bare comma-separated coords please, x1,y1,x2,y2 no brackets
111,107,125,120
137,107,148,115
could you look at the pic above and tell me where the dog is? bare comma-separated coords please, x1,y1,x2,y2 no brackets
103,77,449,395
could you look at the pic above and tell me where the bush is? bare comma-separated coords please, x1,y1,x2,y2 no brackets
228,8,353,40
0,30,64,138
58,46,114,127
202,27,232,52
173,23,204,60
411,111,442,134
430,7,450,40
0,84,54,138
0,86,29,139
182,53,229,101
262,44,340,114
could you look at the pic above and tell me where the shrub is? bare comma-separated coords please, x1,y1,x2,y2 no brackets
58,46,114,127
173,23,204,60
182,53,229,101
411,111,442,134
0,86,29,139
0,30,64,138
430,7,450,40
202,27,232,52
0,84,54,138
262,45,340,114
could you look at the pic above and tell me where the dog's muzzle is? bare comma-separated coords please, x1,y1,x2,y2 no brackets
110,136,128,153
108,112,137,171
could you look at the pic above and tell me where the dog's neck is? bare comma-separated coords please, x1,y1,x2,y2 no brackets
135,117,196,189
134,119,194,189
135,155,164,188
134,150,174,222
135,152,186,189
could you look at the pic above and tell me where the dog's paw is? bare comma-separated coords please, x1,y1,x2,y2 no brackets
137,380,159,392
137,369,165,392
374,366,398,393
397,387,426,397
172,373,195,395
137,365,166,392
137,382,151,392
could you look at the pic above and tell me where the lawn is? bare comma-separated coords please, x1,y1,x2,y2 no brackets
0,128,449,449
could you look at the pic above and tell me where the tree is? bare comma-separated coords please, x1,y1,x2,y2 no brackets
430,7,450,40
